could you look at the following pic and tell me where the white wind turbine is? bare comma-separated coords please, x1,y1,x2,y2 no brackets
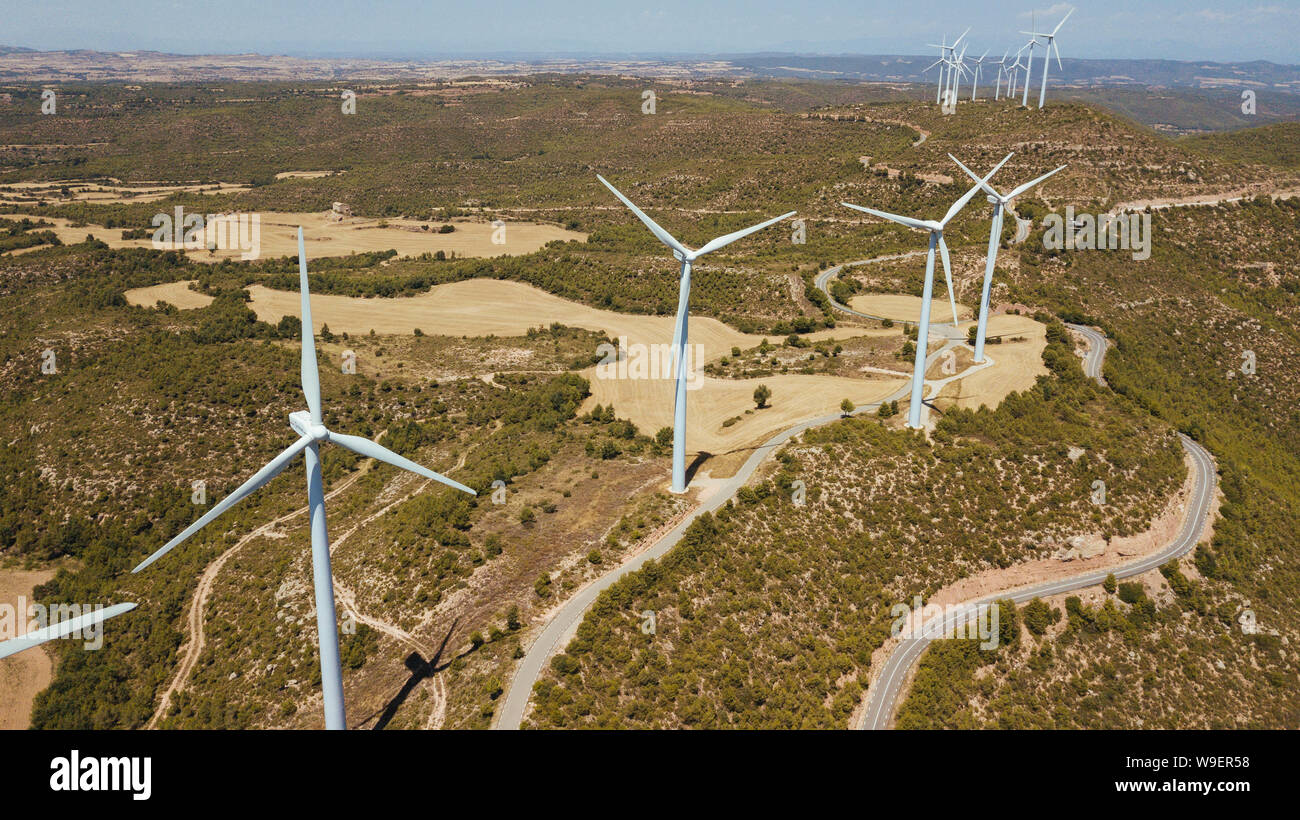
948,44,970,105
926,28,968,106
949,153,1067,363
597,175,793,494
132,228,476,730
0,603,137,660
1008,45,1025,99
1023,7,1074,109
923,44,949,105
970,50,989,100
993,50,1010,99
1020,36,1037,106
841,153,1012,429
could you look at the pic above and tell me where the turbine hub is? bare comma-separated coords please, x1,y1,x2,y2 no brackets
288,410,328,441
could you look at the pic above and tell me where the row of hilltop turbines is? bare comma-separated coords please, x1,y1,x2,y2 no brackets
0,82,1069,736
929,7,1074,110
602,150,1064,492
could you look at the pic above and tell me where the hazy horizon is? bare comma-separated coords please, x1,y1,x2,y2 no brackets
0,1,1295,64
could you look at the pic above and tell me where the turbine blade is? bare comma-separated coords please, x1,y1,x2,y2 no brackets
941,152,1013,225
596,175,689,258
298,229,323,425
329,433,476,496
1054,40,1063,71
692,211,796,257
1008,164,1068,200
949,153,1003,200
841,202,932,232
0,603,137,660
1053,7,1075,35
133,435,312,573
938,235,959,326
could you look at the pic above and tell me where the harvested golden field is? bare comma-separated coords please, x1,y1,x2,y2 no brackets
584,370,905,475
123,281,215,310
1,211,584,261
848,292,974,323
0,567,56,730
934,313,1047,411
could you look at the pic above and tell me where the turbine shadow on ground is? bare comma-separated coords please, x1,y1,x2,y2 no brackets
356,618,459,730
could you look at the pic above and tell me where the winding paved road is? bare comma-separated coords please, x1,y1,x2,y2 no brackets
856,327,1216,730
1068,322,1108,385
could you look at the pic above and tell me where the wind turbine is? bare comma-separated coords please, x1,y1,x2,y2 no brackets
131,228,476,730
924,40,949,105
597,175,794,494
1008,45,1025,99
1020,37,1037,106
1023,7,1074,109
970,50,989,100
926,28,968,107
841,153,1012,429
0,603,137,660
993,50,1009,100
948,44,969,105
949,153,1067,363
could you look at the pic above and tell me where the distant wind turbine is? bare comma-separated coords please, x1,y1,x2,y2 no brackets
1023,7,1074,109
970,50,989,100
949,153,1067,363
597,175,794,494
926,28,968,107
841,153,1012,429
1020,37,1037,106
993,50,1010,100
132,229,476,730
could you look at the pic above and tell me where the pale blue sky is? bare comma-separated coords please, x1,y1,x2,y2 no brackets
1,1,1296,62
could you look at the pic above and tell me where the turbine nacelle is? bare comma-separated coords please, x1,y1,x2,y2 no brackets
289,410,330,442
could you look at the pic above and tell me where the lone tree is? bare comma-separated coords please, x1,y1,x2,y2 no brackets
753,384,772,409
840,398,855,416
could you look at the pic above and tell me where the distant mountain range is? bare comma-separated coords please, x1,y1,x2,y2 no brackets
0,46,1296,95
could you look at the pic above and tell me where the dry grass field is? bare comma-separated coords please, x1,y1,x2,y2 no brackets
2,211,584,261
0,567,57,729
848,292,974,322
934,313,1047,411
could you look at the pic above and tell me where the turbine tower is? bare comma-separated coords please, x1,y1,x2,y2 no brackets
949,154,1067,363
598,176,793,494
1023,7,1074,109
132,228,476,730
841,154,1011,429
0,603,136,660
